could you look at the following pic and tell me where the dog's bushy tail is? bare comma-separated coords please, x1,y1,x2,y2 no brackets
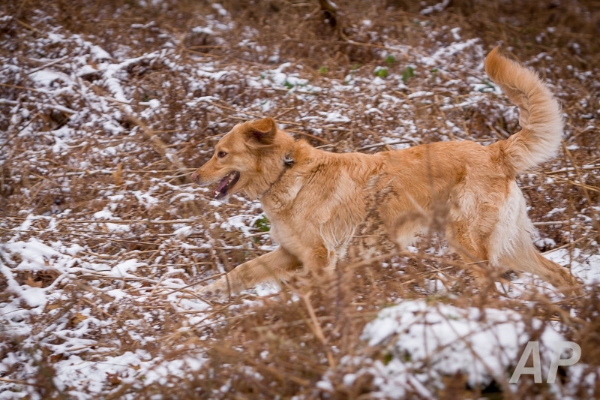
485,46,563,173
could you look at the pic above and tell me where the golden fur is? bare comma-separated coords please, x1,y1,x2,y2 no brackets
191,47,578,297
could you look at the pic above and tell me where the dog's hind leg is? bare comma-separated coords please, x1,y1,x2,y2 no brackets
198,247,301,297
446,218,502,287
394,219,427,249
498,245,579,295
486,182,579,295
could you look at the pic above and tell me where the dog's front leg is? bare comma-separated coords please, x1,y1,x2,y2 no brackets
198,247,301,297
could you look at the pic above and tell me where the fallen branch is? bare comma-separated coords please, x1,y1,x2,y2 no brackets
0,99,76,114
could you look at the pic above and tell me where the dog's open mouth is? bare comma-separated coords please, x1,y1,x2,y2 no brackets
214,171,240,199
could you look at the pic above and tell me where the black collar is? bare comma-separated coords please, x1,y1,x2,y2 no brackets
258,153,294,199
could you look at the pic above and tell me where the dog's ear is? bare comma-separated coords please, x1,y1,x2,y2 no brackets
246,117,277,146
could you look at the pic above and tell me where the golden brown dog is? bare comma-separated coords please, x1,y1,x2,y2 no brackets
191,47,578,296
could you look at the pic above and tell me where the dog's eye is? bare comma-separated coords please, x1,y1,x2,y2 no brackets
217,151,227,158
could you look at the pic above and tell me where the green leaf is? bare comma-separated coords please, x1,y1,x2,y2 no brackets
254,215,270,232
383,353,393,365
374,66,388,78
402,66,414,83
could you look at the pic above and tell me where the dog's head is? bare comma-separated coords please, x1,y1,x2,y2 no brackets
191,117,294,200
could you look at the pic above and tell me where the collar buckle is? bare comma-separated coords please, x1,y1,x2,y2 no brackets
283,154,294,166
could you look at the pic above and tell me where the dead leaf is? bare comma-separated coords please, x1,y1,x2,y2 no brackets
71,312,88,325
25,276,43,288
113,162,124,186
106,372,121,385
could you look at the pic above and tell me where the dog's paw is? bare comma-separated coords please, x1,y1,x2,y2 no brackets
196,278,231,300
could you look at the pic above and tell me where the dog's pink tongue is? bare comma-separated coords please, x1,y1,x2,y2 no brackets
216,176,229,192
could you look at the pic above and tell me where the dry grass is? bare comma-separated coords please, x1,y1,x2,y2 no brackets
1,0,599,398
